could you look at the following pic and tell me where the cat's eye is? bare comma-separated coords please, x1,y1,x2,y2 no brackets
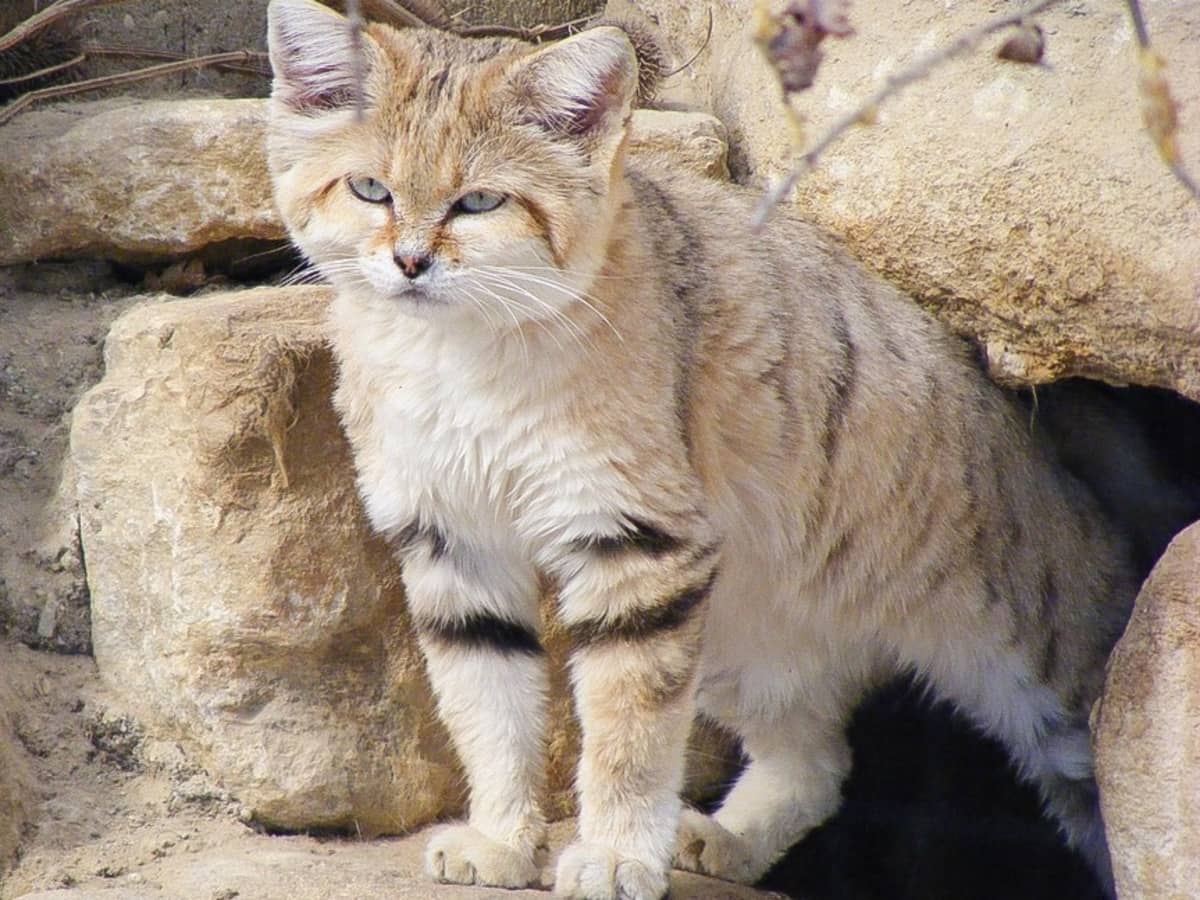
347,176,391,204
453,190,506,215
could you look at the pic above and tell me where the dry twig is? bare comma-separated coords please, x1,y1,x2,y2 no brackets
0,51,266,125
83,45,269,76
752,0,1064,227
346,0,367,120
0,0,127,55
0,51,85,87
1124,0,1199,201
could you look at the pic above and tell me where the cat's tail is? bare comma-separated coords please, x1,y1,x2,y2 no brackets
1038,770,1115,899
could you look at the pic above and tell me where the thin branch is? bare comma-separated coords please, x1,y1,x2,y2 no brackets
0,51,264,126
455,12,596,42
660,8,714,81
346,0,367,121
0,0,128,55
752,0,1064,227
0,52,85,87
1123,0,1150,48
382,0,452,29
362,0,430,29
1123,0,1199,201
83,45,270,75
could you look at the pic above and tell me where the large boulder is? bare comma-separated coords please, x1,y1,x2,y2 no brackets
0,99,284,266
69,286,735,832
70,287,457,833
0,101,725,266
1094,521,1200,899
611,0,1200,400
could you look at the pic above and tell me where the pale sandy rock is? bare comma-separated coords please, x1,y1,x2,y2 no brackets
0,99,726,266
70,286,736,834
609,0,1200,401
1093,521,1200,900
9,820,778,900
630,109,731,179
0,99,285,266
70,286,455,834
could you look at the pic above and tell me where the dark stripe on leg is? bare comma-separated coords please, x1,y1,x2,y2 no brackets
568,570,717,648
571,517,686,557
394,518,448,560
415,612,543,656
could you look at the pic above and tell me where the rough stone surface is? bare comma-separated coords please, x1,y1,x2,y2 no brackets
8,820,777,900
0,101,726,266
0,664,34,872
70,286,737,834
71,286,455,834
627,109,730,179
611,0,1200,401
0,99,285,266
1094,521,1200,900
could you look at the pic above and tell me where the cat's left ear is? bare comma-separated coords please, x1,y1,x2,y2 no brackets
267,0,370,114
507,26,638,144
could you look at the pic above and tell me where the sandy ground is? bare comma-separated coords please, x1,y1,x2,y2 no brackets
0,265,776,900
0,644,774,900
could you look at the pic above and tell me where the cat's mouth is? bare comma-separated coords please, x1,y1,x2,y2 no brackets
387,283,444,306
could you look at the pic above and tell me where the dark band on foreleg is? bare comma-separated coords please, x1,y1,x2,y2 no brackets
415,612,544,656
570,517,686,557
567,569,717,648
394,518,449,560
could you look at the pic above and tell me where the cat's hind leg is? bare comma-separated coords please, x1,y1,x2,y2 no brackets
675,684,861,884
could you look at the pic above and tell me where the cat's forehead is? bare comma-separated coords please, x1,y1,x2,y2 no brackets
368,27,527,107
364,28,537,187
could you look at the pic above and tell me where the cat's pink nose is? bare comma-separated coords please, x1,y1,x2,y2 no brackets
395,253,432,279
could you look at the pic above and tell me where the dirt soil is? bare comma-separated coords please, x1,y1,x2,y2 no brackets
0,634,769,899
0,266,774,900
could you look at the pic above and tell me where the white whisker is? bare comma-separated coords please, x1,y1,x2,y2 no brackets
472,272,595,355
475,265,623,344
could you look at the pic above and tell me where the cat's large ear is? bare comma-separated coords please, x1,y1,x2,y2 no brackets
267,0,365,114
507,26,638,143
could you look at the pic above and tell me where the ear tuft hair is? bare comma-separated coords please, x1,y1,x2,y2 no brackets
509,26,638,140
587,17,667,107
267,0,363,113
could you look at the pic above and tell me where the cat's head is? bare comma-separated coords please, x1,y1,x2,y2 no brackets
266,0,638,323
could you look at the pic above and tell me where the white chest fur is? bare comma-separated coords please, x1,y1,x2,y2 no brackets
329,295,635,560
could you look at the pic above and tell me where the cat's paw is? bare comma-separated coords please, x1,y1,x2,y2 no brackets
554,841,668,900
673,808,758,883
424,823,540,888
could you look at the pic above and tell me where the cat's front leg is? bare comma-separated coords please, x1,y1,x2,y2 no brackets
550,525,719,900
400,525,548,889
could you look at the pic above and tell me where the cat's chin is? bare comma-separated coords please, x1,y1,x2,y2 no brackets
366,285,451,315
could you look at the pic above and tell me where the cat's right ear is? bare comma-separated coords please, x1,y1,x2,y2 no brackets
267,0,366,114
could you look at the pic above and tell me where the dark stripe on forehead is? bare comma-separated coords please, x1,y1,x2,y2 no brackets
568,569,717,648
427,66,451,100
415,611,544,656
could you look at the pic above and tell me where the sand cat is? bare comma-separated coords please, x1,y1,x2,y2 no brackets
265,1,1134,896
